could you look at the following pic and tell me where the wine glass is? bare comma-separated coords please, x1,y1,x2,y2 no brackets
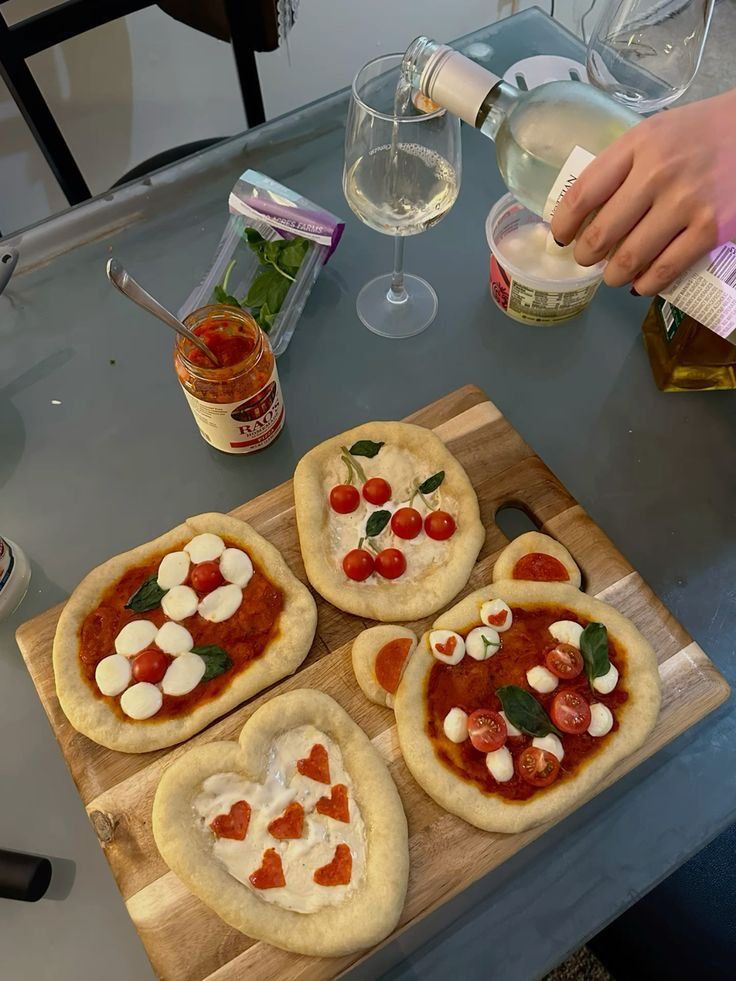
586,0,715,112
343,54,461,339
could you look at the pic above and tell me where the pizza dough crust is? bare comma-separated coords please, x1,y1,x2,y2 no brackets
152,689,409,957
352,625,418,709
53,513,317,753
294,421,485,622
492,531,582,588
394,580,661,833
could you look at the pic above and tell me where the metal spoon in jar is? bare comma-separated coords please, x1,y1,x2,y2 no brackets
106,259,220,367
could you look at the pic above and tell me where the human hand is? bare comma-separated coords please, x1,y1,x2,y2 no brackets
550,88,736,295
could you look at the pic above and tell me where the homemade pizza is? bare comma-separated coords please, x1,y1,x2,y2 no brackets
352,625,418,709
394,533,661,832
294,421,485,621
153,689,409,957
53,513,317,753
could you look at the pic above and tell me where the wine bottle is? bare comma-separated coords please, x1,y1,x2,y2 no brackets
401,37,641,219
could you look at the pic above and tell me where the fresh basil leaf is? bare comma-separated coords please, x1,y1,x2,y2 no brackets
349,440,384,458
278,237,309,272
365,509,391,538
213,284,242,308
496,684,561,738
192,645,233,681
580,622,610,686
245,268,277,307
266,270,291,313
245,227,266,246
258,302,278,332
125,574,167,613
418,471,445,495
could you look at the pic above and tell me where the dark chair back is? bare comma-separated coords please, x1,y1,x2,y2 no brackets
0,0,274,207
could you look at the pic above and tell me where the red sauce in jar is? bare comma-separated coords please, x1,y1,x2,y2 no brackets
425,605,628,801
174,305,284,454
78,537,284,723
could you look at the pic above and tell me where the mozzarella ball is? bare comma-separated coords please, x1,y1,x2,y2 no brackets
184,533,225,563
155,621,194,656
157,550,190,589
443,707,469,743
593,663,619,694
480,599,512,632
115,620,157,656
526,665,559,694
485,746,514,782
588,703,614,737
532,733,564,762
95,654,131,696
548,620,584,648
465,626,502,661
429,630,465,665
120,682,162,720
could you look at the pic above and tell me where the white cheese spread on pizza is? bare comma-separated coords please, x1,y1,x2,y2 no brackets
194,726,366,913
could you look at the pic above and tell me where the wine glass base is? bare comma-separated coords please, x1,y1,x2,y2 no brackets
356,273,438,339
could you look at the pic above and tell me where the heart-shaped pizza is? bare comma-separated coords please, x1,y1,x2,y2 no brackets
53,513,316,753
394,533,661,832
152,689,409,957
294,421,484,621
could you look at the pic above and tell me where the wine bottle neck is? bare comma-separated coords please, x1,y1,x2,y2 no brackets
402,36,519,137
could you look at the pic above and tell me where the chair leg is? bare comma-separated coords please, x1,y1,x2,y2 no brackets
223,0,267,127
0,18,91,205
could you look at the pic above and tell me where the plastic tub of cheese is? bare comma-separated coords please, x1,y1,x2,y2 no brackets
485,194,605,325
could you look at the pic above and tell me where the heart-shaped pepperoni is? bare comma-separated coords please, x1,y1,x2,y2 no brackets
435,635,457,657
316,783,349,823
268,801,304,840
249,848,285,890
296,743,330,784
209,800,251,840
313,843,352,886
485,609,507,627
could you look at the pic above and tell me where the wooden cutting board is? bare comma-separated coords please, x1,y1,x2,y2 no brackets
16,385,729,980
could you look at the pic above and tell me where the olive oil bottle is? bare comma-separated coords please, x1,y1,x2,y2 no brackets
642,298,736,392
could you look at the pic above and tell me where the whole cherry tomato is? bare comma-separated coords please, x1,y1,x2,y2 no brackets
425,510,456,541
343,549,374,581
362,477,391,506
390,507,422,540
190,560,225,594
374,548,407,580
329,484,360,514
132,648,171,685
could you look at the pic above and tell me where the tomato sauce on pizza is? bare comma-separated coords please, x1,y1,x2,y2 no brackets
79,538,283,722
425,605,628,801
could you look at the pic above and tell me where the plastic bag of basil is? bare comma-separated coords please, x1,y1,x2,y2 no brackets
180,169,344,356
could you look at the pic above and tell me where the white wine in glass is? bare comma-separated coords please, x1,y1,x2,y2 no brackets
343,55,461,339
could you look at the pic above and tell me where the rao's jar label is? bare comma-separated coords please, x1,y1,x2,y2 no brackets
175,305,285,455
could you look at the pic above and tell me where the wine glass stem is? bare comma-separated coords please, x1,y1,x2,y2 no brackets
388,236,408,304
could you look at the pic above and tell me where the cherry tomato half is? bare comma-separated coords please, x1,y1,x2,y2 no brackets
190,560,225,594
390,507,422,540
424,510,456,541
329,484,360,514
550,690,592,734
467,709,507,752
545,643,584,680
517,747,561,787
362,477,391,506
374,548,406,580
343,549,374,581
132,648,171,685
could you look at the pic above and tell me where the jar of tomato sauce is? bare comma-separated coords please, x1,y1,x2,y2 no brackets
174,304,285,454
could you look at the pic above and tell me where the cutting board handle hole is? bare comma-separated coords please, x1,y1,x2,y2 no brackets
494,504,539,540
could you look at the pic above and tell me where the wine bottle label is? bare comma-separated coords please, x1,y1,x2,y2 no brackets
660,244,736,343
543,146,596,223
